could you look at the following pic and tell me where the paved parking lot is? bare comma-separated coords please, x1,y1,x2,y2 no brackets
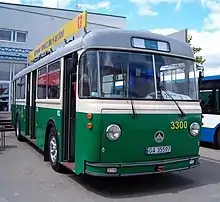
1,132,220,202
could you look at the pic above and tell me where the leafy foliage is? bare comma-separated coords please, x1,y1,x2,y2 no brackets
187,34,206,66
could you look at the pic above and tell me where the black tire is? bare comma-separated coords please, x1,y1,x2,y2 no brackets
15,117,26,142
48,127,63,172
214,129,220,149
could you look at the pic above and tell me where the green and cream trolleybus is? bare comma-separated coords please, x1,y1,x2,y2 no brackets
11,29,202,176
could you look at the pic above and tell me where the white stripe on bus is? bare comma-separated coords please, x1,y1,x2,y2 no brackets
15,99,201,114
202,114,220,128
76,99,201,114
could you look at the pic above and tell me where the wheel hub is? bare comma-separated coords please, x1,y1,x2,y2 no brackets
50,136,57,163
16,121,19,137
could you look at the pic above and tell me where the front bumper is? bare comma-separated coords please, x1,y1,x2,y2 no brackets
85,155,200,177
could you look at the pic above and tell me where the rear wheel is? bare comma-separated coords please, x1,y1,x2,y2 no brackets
15,117,25,142
48,127,63,172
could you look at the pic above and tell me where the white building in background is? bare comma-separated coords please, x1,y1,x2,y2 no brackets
0,2,126,112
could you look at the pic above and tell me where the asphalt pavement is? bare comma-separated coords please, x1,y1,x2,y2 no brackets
1,132,220,202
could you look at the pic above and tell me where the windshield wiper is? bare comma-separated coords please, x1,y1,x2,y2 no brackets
160,85,186,117
130,99,137,118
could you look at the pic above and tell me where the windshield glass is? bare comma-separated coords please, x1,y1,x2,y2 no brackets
100,50,155,98
153,55,197,100
78,50,198,100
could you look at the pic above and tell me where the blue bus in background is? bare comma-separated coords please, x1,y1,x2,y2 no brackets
199,74,220,148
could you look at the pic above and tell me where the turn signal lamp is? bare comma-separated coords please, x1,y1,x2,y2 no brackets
87,113,93,120
87,122,93,129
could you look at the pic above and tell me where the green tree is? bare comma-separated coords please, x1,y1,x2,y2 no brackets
187,34,206,66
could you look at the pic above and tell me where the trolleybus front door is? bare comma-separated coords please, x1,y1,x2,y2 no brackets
30,70,37,139
62,52,77,162
26,73,31,136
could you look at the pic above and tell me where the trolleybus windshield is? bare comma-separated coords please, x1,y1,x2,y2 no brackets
78,50,198,100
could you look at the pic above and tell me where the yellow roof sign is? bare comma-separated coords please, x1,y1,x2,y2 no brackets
28,11,87,63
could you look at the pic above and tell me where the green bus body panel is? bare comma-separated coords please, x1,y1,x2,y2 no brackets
100,113,201,162
75,112,102,174
85,157,199,176
74,112,201,174
12,104,62,151
15,104,26,136
35,107,62,151
11,103,201,176
11,104,16,126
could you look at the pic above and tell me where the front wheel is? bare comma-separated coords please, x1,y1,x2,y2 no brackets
48,127,63,172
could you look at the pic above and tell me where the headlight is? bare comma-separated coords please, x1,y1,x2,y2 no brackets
189,122,200,137
106,124,121,141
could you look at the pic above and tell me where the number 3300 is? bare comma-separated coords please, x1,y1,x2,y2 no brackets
171,121,187,130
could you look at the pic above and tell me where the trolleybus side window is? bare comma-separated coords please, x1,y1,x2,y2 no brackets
37,66,47,99
78,50,98,98
200,90,215,113
20,76,26,99
48,61,61,99
199,80,220,114
15,80,20,99
15,76,26,99
12,81,16,103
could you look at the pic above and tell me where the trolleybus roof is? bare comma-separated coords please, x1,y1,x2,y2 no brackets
13,28,194,81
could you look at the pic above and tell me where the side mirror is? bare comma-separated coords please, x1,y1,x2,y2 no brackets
199,70,204,79
72,53,78,66
196,64,204,78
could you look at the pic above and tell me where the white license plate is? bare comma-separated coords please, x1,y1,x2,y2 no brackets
146,146,172,154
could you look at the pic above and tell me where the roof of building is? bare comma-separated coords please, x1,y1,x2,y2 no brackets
0,2,126,19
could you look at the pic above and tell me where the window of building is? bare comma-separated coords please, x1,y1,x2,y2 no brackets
0,29,27,43
37,66,47,99
0,29,12,42
48,61,61,99
15,31,27,43
0,62,10,81
13,63,27,80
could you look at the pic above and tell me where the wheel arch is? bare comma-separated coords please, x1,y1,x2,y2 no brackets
12,111,19,127
15,111,19,122
44,118,58,161
214,124,220,149
14,111,20,129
